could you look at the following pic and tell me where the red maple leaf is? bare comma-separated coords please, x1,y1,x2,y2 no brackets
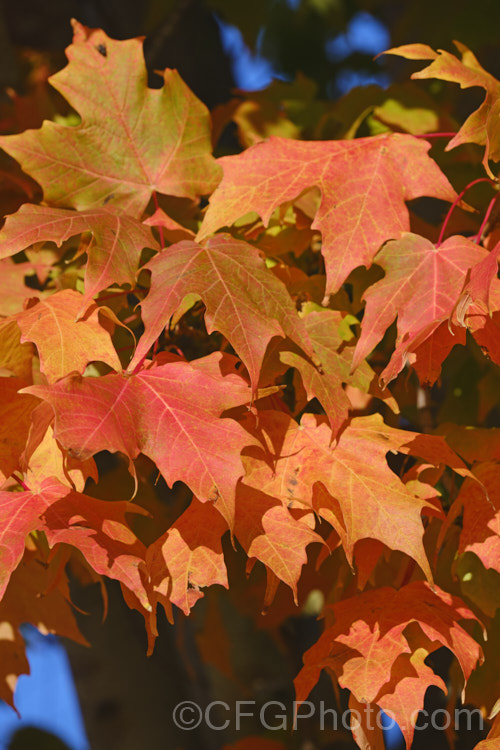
198,134,456,297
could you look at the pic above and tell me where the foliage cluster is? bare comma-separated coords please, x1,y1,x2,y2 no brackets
0,20,499,750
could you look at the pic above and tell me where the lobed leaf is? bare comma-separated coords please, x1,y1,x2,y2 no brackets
385,42,500,177
0,204,159,307
198,134,456,298
0,21,221,216
295,582,484,749
24,353,259,528
130,234,314,391
14,289,121,381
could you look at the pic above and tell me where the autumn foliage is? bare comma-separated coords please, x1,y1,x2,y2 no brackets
0,20,500,749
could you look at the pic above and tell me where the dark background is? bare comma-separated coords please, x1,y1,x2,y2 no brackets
2,0,500,107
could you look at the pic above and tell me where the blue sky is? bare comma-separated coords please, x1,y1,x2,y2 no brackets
217,9,391,94
0,626,89,749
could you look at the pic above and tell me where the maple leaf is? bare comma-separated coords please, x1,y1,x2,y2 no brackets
255,308,352,437
384,42,500,177
24,353,259,528
454,278,500,369
453,242,500,326
475,712,500,750
0,21,221,217
0,204,159,307
0,548,87,708
0,319,34,380
389,320,466,387
352,415,472,478
13,290,121,382
0,378,39,480
453,463,500,576
143,207,196,243
278,347,351,438
0,259,42,316
352,233,486,380
238,411,445,581
291,307,398,429
468,313,500,368
439,424,500,464
23,424,97,493
146,496,228,617
129,234,314,391
295,582,483,749
18,397,98,497
41,483,148,607
197,134,456,298
375,649,446,749
19,402,58,476
0,476,147,603
348,695,385,750
234,482,322,605
0,21,497,736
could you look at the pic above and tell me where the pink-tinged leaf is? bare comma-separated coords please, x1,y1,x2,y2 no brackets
295,582,483,748
20,402,56,474
0,259,43,316
24,353,259,528
0,480,64,598
239,411,456,581
129,234,314,391
15,290,121,382
234,484,322,604
146,497,228,616
464,280,500,366
468,312,500,366
198,134,456,297
353,233,486,374
0,204,158,307
0,477,146,602
143,207,195,243
385,42,500,177
379,320,443,388
0,21,221,217
450,242,500,356
454,242,500,326
41,482,148,608
376,650,446,749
